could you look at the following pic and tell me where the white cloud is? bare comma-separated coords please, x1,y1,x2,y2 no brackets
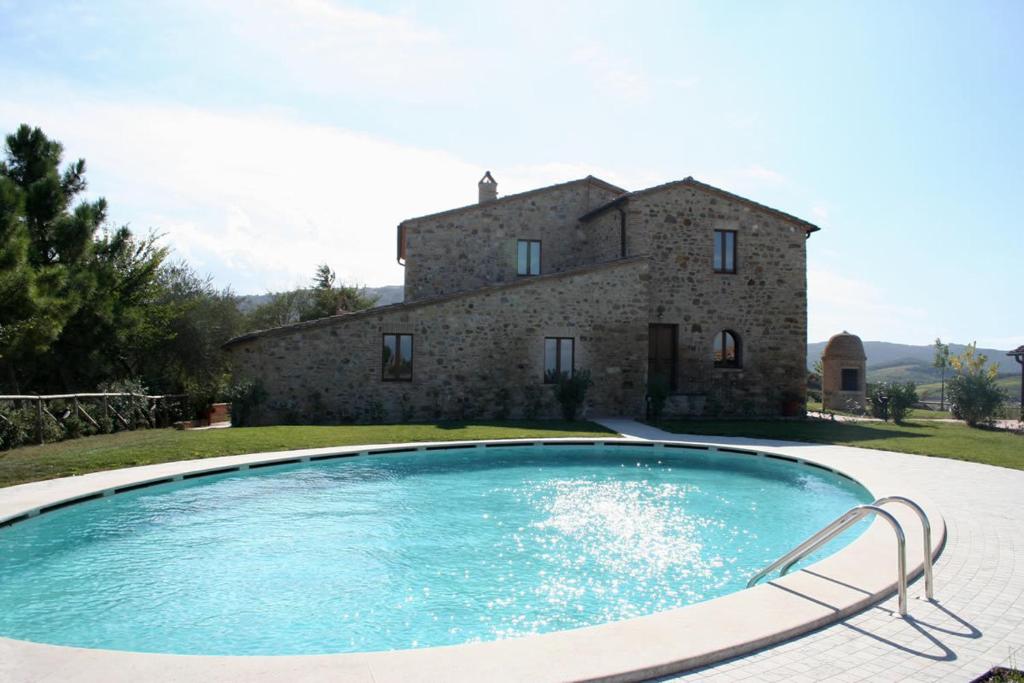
570,44,652,101
808,267,930,344
0,93,661,294
739,164,787,185
204,0,474,101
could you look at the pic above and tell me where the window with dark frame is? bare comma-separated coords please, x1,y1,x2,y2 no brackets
544,337,574,383
382,333,413,381
517,239,541,276
713,330,741,368
713,230,737,273
841,368,859,391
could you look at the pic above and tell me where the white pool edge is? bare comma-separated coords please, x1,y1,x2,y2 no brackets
0,437,946,683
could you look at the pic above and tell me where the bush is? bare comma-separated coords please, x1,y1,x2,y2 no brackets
523,385,544,420
226,380,268,427
98,378,150,429
552,370,593,421
868,382,918,423
184,375,229,421
0,410,31,450
646,374,670,422
946,347,1006,427
363,399,386,423
493,387,512,420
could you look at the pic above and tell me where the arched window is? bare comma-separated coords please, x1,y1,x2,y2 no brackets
713,330,741,368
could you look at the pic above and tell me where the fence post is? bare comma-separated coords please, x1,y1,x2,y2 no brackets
74,395,81,420
35,396,44,445
103,394,110,428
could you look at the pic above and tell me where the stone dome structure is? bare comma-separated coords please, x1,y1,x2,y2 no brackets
821,331,867,412
823,331,867,361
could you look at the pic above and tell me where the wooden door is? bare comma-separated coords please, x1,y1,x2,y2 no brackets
648,324,678,391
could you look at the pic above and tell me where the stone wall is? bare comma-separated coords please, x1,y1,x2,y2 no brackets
625,184,809,415
227,259,650,423
402,178,623,302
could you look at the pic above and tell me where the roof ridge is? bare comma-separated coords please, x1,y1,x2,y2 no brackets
223,256,648,348
399,175,626,226
578,176,819,232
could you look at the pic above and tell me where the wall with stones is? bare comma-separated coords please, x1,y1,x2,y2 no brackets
228,259,650,424
625,184,809,416
402,179,623,302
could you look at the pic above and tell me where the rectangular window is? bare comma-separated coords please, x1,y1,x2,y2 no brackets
382,333,413,381
841,368,859,391
544,337,574,383
517,239,541,276
713,230,737,273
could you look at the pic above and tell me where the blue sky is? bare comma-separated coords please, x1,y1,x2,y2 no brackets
1,0,1020,347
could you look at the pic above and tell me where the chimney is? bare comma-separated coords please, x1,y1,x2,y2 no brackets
478,171,497,203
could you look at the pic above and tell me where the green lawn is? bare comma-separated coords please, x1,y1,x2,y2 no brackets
806,400,952,420
0,421,613,488
654,418,1023,470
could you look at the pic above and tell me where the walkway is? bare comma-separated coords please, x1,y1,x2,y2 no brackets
595,418,1024,682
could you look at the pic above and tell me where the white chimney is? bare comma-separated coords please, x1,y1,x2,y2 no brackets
478,171,497,203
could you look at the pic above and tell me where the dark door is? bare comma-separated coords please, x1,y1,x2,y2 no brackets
648,324,678,391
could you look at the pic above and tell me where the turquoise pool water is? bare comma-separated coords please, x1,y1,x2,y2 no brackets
0,445,871,655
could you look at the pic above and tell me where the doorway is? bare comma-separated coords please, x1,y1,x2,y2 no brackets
648,324,678,391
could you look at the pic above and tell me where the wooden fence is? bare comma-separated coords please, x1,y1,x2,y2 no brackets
0,393,188,445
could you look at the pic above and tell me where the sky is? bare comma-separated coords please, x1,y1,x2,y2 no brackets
0,0,1020,347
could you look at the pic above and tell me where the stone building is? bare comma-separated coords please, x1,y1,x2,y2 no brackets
224,173,819,423
821,331,868,412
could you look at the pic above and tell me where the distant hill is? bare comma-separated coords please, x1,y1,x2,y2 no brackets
238,285,404,312
806,340,1021,402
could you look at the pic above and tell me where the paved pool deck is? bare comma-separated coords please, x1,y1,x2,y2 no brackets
596,418,1024,682
1,422,1021,681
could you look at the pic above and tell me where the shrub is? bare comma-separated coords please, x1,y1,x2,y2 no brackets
646,374,670,422
363,399,386,423
947,344,1007,427
226,379,268,427
552,370,593,421
868,382,918,423
523,385,544,420
399,393,415,422
98,378,150,429
0,410,31,450
184,375,229,421
493,387,512,420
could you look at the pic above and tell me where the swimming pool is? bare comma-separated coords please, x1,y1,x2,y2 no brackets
0,444,871,656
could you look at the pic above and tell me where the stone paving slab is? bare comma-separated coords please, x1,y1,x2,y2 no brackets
597,420,1024,682
4,424,1020,682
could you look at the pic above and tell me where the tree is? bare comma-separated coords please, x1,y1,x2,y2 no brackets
933,337,950,411
0,125,108,390
297,263,376,322
245,289,307,330
947,343,1007,427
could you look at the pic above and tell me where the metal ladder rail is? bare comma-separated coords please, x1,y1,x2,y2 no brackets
777,496,934,601
746,504,909,616
874,496,934,601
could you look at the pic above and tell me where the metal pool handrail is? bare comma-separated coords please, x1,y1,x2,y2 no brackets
871,496,934,600
747,504,909,616
775,495,934,601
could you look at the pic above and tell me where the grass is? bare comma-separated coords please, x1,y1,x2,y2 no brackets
806,400,953,420
0,421,613,488
654,418,1024,470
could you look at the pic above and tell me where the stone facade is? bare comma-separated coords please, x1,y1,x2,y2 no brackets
225,174,818,423
401,177,625,302
625,183,809,415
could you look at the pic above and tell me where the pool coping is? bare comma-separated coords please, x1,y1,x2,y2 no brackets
0,437,946,683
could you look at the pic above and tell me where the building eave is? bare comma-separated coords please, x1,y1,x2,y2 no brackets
578,176,821,234
397,175,626,228
222,256,649,350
